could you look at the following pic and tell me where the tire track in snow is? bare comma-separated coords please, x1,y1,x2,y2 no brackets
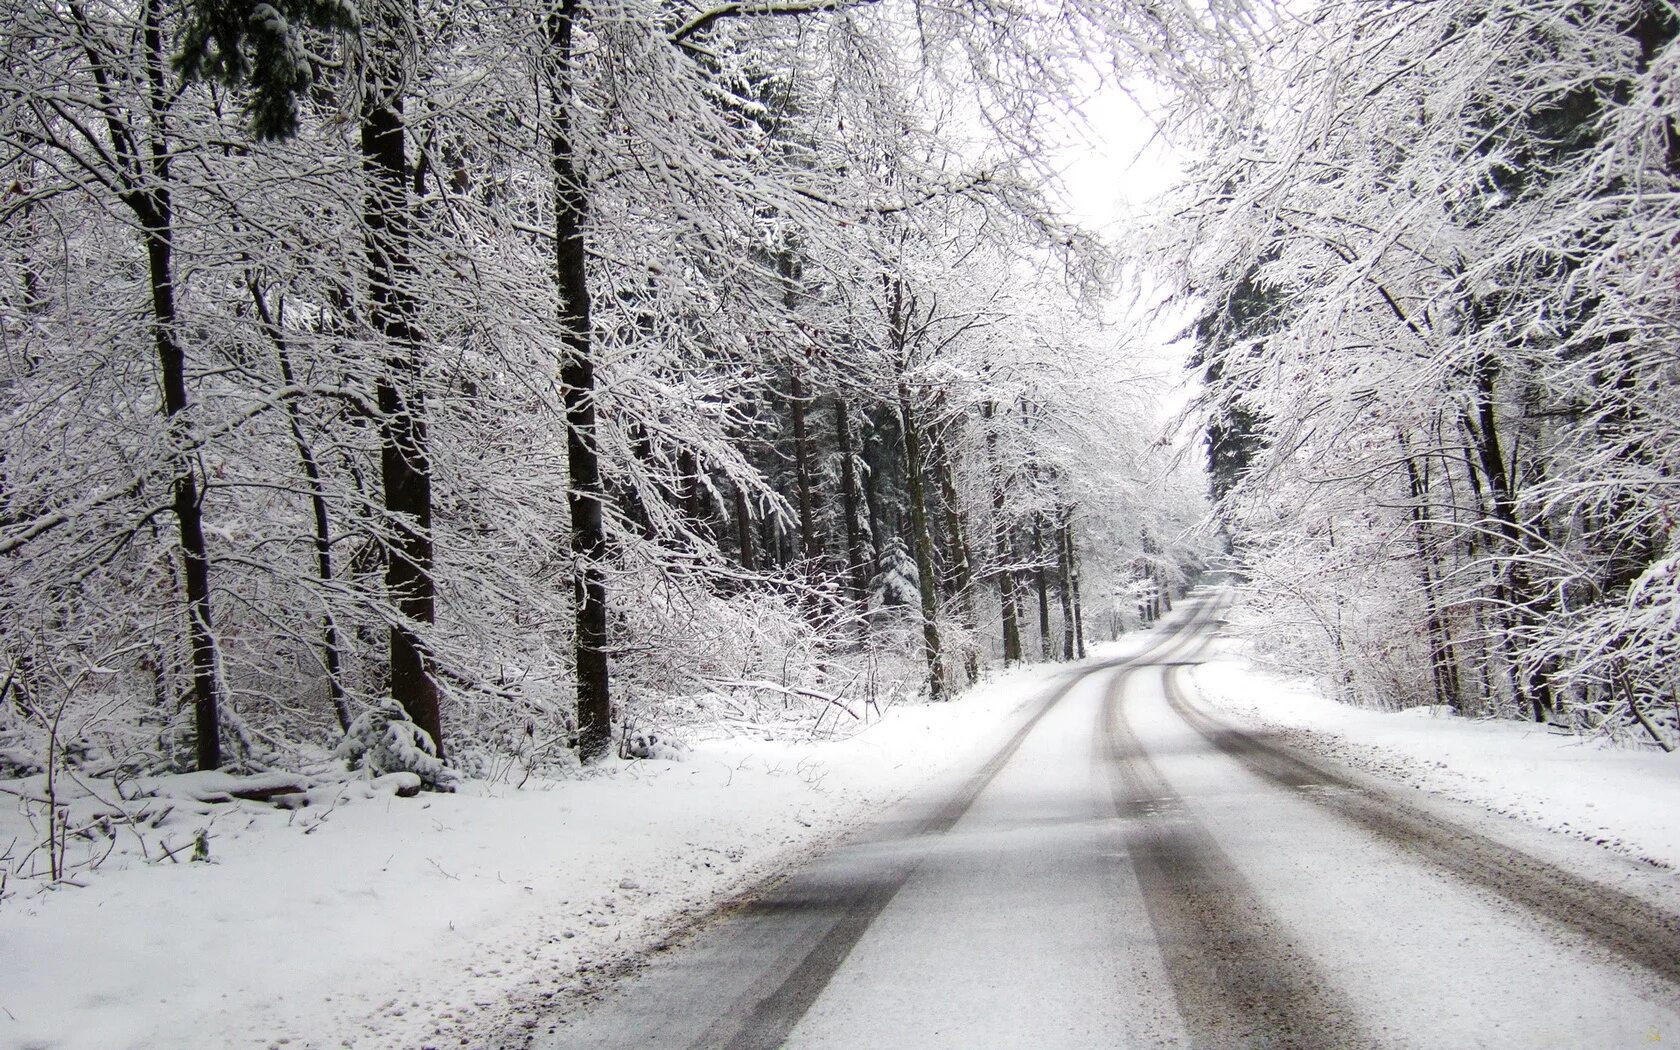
697,602,1221,1049
1102,664,1366,1050
1162,666,1680,991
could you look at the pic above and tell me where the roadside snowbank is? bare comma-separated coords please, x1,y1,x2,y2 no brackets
0,659,1072,1050
1189,649,1680,871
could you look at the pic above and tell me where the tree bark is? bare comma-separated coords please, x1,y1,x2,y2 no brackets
1057,509,1076,661
788,369,817,562
134,0,225,770
1063,515,1086,659
899,382,943,700
1465,350,1551,721
776,250,817,565
362,0,443,758
980,403,1021,665
935,436,978,684
1401,439,1463,713
1034,518,1052,659
676,448,704,525
549,0,612,762
733,481,758,573
834,396,870,608
146,170,224,772
1141,530,1163,623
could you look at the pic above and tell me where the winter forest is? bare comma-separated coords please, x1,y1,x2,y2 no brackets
4,0,1680,898
1181,0,1680,746
0,0,1215,795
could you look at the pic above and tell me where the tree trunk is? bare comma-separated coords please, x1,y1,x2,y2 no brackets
1453,414,1509,712
676,448,704,525
362,2,443,758
1401,439,1463,713
146,183,225,771
935,438,977,684
899,383,944,700
1057,509,1076,661
777,250,817,566
1464,351,1550,721
861,402,892,569
1063,516,1086,659
788,369,817,563
1142,531,1163,623
834,396,870,608
733,481,758,574
135,0,224,770
980,403,1021,665
1034,519,1052,659
549,0,612,762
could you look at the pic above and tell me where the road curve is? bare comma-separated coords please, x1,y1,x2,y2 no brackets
541,592,1680,1048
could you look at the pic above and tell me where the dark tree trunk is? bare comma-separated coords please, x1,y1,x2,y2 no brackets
776,249,817,566
1454,415,1510,715
935,445,978,685
834,396,870,608
788,369,817,562
776,518,794,569
132,0,224,770
362,4,443,758
997,547,1022,664
1063,516,1086,659
899,382,944,700
676,448,704,525
860,402,895,569
1034,519,1052,659
1057,510,1076,661
1141,531,1162,623
1465,351,1549,721
733,482,758,573
146,188,225,771
618,425,657,540
549,0,611,762
1402,440,1463,713
980,403,1021,664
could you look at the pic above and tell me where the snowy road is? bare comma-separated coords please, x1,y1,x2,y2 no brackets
544,593,1680,1048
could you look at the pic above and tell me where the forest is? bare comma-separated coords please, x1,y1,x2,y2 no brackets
0,0,1211,792
1172,0,1680,750
5,0,1679,811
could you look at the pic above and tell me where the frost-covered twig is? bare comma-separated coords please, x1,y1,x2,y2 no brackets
707,679,860,720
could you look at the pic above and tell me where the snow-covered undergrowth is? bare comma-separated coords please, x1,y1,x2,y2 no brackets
0,658,1059,1050
1190,647,1680,871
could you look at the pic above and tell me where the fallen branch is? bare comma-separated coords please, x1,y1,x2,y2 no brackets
1616,669,1676,753
706,678,860,720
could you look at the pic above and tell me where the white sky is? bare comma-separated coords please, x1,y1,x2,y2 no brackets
1047,78,1202,433
1052,80,1187,235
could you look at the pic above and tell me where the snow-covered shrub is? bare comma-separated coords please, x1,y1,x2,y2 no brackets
1229,509,1439,712
334,700,456,791
620,730,687,760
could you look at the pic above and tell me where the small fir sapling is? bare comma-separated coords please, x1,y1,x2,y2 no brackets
870,538,922,612
335,699,456,791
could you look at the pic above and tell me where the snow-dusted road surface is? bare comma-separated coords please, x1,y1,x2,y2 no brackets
545,592,1680,1049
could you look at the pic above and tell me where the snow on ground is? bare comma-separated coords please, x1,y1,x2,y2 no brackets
0,654,1093,1050
1188,641,1680,872
14,607,1677,1050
